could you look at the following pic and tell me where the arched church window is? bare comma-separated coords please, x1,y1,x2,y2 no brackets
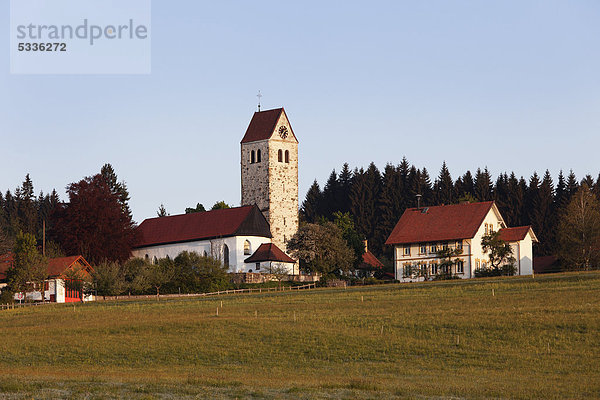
203,250,207,257
257,149,261,163
244,240,251,255
153,256,158,265
285,150,289,163
223,244,230,267
251,150,255,164
278,149,283,162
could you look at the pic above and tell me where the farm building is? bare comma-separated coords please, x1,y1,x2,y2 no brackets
386,201,538,282
0,254,94,303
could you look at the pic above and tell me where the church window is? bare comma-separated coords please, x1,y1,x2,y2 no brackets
256,262,260,270
257,149,262,163
203,250,207,257
278,149,283,162
251,150,255,164
285,150,289,163
144,254,149,261
244,240,251,255
153,256,158,265
223,244,230,267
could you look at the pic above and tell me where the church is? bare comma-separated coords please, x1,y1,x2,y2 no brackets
131,108,299,274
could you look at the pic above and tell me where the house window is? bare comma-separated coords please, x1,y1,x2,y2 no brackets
485,223,489,235
430,244,438,253
244,240,251,255
251,150,255,164
257,149,262,163
256,262,261,270
456,241,463,250
482,262,487,269
403,246,410,256
420,244,427,254
442,242,449,250
278,149,283,162
457,260,464,274
223,244,230,267
476,260,480,269
431,263,438,275
285,150,289,163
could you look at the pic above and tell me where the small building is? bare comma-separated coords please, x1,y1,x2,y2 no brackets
132,205,295,273
243,242,296,274
385,201,538,282
355,240,384,277
0,254,94,303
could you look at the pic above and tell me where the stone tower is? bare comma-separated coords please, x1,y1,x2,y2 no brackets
241,108,299,251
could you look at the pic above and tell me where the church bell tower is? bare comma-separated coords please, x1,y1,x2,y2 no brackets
240,108,299,251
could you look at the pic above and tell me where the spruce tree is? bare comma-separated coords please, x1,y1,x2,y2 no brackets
533,170,555,255
434,161,455,205
322,170,341,219
301,180,323,223
338,163,353,214
474,168,493,201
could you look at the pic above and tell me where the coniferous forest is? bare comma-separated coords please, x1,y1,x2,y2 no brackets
300,158,600,262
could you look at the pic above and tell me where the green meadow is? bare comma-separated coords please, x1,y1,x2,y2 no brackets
1,272,599,399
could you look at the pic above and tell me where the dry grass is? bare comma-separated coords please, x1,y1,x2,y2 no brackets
1,272,599,399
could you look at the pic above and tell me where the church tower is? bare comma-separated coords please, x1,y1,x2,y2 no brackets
241,108,299,251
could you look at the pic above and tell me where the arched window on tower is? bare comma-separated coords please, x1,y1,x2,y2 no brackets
244,240,251,255
278,149,283,162
285,150,289,163
223,244,230,268
257,149,261,163
251,150,255,164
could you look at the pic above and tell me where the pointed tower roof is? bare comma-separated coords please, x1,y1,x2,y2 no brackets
240,107,298,144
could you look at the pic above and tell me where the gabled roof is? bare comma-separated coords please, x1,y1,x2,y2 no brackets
359,250,384,269
498,226,539,243
240,108,298,144
134,205,272,248
47,256,92,277
0,253,91,281
244,243,295,263
386,201,497,245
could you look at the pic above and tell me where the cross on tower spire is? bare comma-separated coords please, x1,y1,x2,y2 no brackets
257,90,262,112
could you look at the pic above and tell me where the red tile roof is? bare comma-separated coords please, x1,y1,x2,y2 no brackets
244,243,295,263
0,253,14,280
47,256,92,277
240,108,297,144
0,253,91,280
134,205,272,248
386,201,496,245
498,226,535,242
360,250,384,269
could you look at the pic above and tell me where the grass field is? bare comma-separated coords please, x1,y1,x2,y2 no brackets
1,272,599,399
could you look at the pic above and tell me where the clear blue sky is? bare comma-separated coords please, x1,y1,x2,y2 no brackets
1,0,599,222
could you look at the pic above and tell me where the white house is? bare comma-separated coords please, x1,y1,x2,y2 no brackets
132,205,295,274
385,201,538,282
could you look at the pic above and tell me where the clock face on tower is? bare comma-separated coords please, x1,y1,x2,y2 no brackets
278,126,288,139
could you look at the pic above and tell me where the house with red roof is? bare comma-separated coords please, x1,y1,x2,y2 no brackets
354,240,384,277
132,205,297,274
385,201,538,282
0,254,94,303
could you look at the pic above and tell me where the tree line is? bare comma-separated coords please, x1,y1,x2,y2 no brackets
0,164,137,264
301,159,600,262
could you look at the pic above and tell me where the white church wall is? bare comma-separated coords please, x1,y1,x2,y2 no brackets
131,235,273,273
